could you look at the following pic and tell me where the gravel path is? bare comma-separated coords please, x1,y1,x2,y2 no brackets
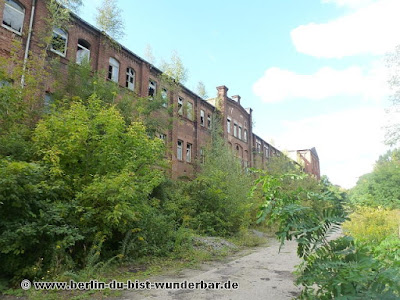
117,238,302,300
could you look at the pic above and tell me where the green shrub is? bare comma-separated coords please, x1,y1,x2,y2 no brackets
343,207,399,244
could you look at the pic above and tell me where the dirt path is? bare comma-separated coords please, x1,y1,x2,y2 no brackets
117,238,302,300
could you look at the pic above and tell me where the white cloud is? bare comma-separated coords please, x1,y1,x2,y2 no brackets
253,63,389,103
292,0,400,58
322,0,376,9
274,107,387,188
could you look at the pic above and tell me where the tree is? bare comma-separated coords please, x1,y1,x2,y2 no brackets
95,0,125,40
196,81,208,98
160,51,188,84
349,148,400,209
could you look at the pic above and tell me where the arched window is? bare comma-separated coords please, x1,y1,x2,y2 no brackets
108,57,119,83
126,67,135,91
2,0,25,34
76,39,90,64
51,27,68,56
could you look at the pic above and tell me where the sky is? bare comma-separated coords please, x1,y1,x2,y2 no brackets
78,0,400,189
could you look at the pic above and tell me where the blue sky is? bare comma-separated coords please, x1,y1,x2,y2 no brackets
79,0,400,188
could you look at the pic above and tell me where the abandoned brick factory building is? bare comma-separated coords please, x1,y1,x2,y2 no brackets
0,0,320,179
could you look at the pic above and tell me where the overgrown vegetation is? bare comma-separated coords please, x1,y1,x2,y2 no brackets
253,168,400,299
0,26,257,295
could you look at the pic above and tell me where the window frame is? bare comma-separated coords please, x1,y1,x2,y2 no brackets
161,88,168,107
200,110,205,126
227,118,231,133
177,140,183,160
238,126,242,140
233,123,238,137
50,27,68,57
244,129,248,142
207,114,211,128
177,97,183,115
108,57,120,83
126,67,135,91
186,101,193,120
186,143,192,162
76,39,90,65
148,80,157,98
2,0,25,35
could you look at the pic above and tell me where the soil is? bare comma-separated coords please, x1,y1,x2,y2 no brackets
116,237,302,300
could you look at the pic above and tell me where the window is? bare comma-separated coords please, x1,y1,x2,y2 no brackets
256,140,261,153
161,88,168,107
44,92,53,113
227,118,231,133
126,68,135,91
186,143,192,162
200,110,205,126
148,80,156,98
76,39,90,64
265,145,269,158
51,27,68,57
238,126,242,140
186,102,193,120
244,129,248,142
108,57,119,83
2,0,24,34
234,123,238,137
177,140,183,160
200,148,205,164
158,133,166,141
207,114,211,128
178,97,183,115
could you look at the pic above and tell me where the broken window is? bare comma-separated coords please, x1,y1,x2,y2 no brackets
51,27,68,57
2,0,24,34
186,143,192,162
238,126,242,140
227,118,231,133
76,39,90,64
265,145,269,158
161,88,168,107
177,140,183,160
234,123,238,137
200,110,205,126
108,57,119,83
256,140,261,153
178,97,183,115
186,102,193,120
207,114,211,128
126,67,135,91
148,80,156,98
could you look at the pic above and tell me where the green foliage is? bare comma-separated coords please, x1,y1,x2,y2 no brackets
181,118,253,236
349,149,400,209
0,159,83,283
95,0,125,40
298,236,400,299
343,206,399,244
252,171,399,298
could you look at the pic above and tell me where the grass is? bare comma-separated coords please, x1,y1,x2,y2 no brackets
0,229,268,300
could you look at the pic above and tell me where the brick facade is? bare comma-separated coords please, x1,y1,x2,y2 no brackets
0,0,321,179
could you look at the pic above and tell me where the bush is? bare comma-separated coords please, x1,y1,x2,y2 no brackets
343,206,399,244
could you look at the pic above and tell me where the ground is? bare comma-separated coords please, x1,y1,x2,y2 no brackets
116,238,301,300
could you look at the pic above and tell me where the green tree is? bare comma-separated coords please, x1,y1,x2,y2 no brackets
181,116,253,236
196,81,208,98
95,0,125,40
349,148,400,209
